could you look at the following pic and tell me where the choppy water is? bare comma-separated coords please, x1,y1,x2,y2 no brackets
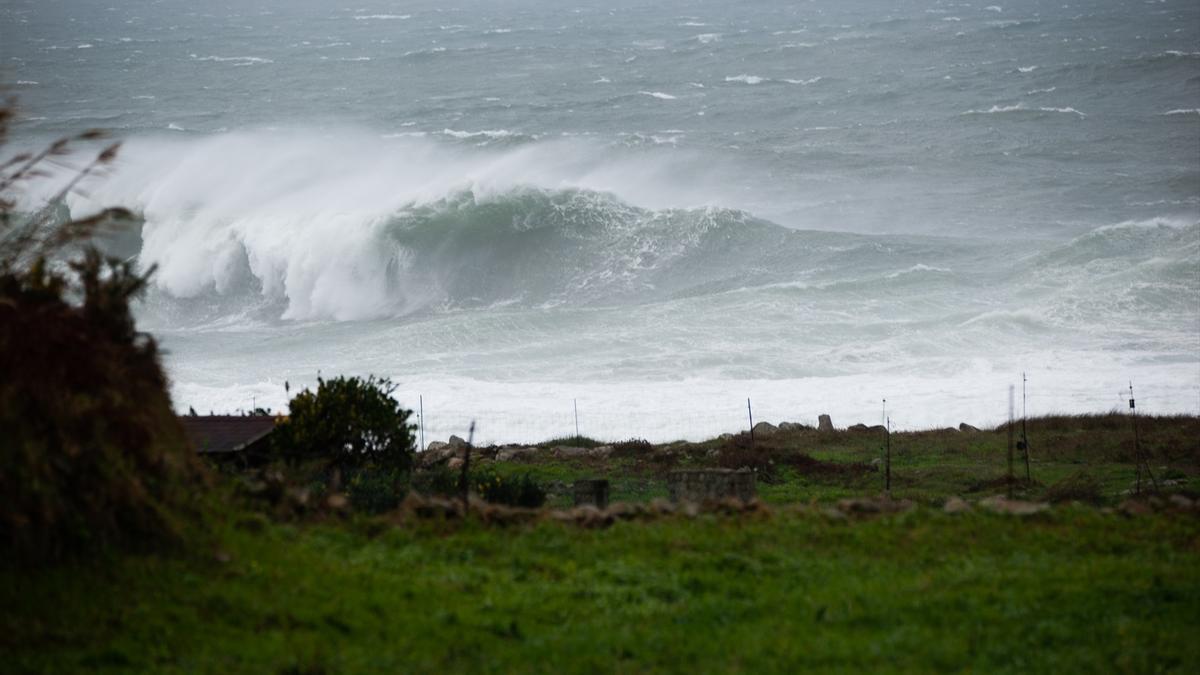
4,0,1198,442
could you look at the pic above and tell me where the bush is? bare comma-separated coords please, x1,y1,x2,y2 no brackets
472,467,546,508
1,112,206,562
538,435,604,449
347,466,406,514
611,438,653,457
411,465,461,497
274,375,416,473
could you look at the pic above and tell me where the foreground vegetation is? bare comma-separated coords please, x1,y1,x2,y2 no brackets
3,506,1198,674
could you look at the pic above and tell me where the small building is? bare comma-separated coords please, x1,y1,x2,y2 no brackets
179,415,277,467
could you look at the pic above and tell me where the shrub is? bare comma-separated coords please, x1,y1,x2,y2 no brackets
411,465,460,497
1,110,205,563
538,435,604,449
347,466,406,514
472,467,546,508
611,438,653,457
274,375,416,473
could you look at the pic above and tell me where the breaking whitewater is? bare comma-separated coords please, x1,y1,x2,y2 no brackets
57,131,1197,444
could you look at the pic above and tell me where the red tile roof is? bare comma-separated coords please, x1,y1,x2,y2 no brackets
179,415,277,454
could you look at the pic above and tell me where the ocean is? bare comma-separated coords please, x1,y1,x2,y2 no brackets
3,0,1198,443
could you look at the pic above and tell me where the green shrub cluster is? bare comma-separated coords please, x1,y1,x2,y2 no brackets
273,375,416,473
410,465,547,508
472,467,547,508
346,466,407,514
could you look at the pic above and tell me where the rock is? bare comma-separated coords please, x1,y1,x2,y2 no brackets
553,446,591,459
978,496,1049,516
718,433,734,441
821,507,848,521
419,442,459,467
752,421,778,436
495,446,538,462
589,445,614,459
943,496,972,514
325,493,349,511
1118,499,1153,517
447,457,464,471
818,414,834,432
1168,494,1194,511
447,435,470,449
869,458,881,472
847,423,869,432
959,423,981,433
867,425,887,433
838,498,881,514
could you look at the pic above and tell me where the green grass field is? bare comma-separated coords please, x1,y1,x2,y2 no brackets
3,415,1198,674
3,508,1198,674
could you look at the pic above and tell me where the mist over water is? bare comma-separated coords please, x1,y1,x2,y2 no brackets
5,0,1198,442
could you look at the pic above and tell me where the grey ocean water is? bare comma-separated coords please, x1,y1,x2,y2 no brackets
4,0,1198,441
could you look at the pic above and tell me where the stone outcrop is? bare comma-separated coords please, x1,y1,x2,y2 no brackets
495,446,539,462
751,421,778,436
959,423,981,433
818,414,834,432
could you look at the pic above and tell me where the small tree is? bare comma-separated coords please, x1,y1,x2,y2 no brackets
274,375,416,473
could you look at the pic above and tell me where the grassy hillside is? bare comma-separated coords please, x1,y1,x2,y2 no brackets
3,507,1197,674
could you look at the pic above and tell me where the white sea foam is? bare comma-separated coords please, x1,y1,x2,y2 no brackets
963,103,1086,117
77,44,94,49
985,5,1003,12
725,75,766,85
1163,108,1200,116
190,54,274,65
16,80,38,85
638,91,677,100
782,77,822,85
695,33,721,44
353,14,410,20
1018,65,1038,73
441,129,520,140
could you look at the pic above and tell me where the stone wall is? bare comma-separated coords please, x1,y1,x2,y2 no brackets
573,479,610,509
667,469,756,504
